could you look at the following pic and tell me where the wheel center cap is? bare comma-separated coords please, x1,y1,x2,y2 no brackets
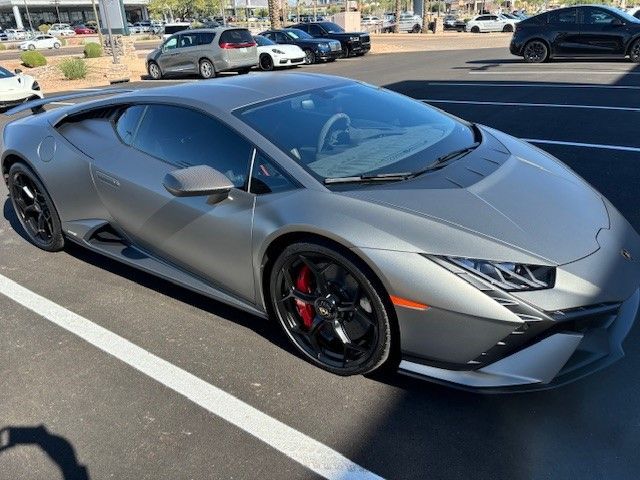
315,295,338,320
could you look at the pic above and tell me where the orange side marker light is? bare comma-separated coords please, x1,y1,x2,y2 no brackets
390,295,429,311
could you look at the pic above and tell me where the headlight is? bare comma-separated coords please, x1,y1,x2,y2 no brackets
439,256,555,291
318,43,329,50
271,48,285,54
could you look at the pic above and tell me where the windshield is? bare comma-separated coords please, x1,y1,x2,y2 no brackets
285,29,312,39
254,35,275,46
0,66,14,78
320,22,345,33
237,83,476,181
604,6,640,23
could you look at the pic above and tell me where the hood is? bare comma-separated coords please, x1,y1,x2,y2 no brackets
341,127,609,266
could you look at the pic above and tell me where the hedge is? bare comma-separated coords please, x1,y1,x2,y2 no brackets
83,42,102,58
60,58,88,79
20,51,47,68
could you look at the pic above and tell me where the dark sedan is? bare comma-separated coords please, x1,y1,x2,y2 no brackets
289,21,371,57
260,28,342,64
511,5,640,62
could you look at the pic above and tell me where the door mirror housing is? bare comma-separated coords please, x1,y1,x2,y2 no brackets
163,165,234,197
14,68,22,74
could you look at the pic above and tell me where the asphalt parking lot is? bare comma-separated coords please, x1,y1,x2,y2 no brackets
1,48,639,480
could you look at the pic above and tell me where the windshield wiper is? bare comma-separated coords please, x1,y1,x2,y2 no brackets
324,172,413,185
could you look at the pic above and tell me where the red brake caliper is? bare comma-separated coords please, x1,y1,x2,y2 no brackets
295,265,314,329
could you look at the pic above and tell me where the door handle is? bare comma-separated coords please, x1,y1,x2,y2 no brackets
95,170,120,187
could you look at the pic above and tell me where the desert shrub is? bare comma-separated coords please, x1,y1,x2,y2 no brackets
20,51,47,67
59,58,87,79
83,42,102,58
38,24,50,33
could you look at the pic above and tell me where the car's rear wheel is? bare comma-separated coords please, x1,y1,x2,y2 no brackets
199,59,215,79
147,61,162,80
270,242,393,376
502,24,514,33
630,39,640,63
523,40,548,63
303,49,315,64
28,44,35,50
8,162,64,252
259,53,274,71
411,24,421,33
471,26,480,33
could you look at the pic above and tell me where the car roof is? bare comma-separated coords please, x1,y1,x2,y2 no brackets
129,73,351,111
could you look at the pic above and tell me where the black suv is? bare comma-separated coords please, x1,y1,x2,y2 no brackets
289,21,371,57
510,5,640,63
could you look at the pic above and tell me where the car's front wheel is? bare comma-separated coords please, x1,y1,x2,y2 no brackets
28,44,35,50
471,26,480,33
8,162,64,252
270,242,394,376
523,40,548,63
259,53,274,71
630,39,640,63
303,49,315,65
502,24,514,33
147,61,162,80
53,42,61,49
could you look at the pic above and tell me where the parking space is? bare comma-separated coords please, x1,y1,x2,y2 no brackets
1,47,640,479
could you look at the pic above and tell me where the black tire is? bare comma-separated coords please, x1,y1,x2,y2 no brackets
199,58,216,79
303,49,315,65
471,26,480,33
411,24,421,33
8,162,64,252
341,46,351,59
147,61,162,80
259,53,274,71
630,39,640,63
53,42,61,49
269,242,394,376
523,40,549,63
502,24,514,33
28,44,35,50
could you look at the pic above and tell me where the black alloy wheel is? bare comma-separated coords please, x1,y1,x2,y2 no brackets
270,242,393,376
303,49,315,64
502,24,514,32
259,54,274,71
8,162,64,251
630,39,640,63
523,40,548,63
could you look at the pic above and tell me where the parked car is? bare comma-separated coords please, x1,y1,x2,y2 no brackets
254,35,305,71
396,13,423,33
5,73,639,390
259,28,342,64
361,16,382,26
73,25,95,35
20,34,62,50
48,24,75,36
162,22,191,39
290,22,371,57
127,23,141,34
444,15,466,31
0,30,8,42
466,14,518,33
6,29,27,40
0,66,42,110
511,5,640,63
147,28,257,80
134,21,152,33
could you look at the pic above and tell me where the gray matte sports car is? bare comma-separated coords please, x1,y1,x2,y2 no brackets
2,74,639,391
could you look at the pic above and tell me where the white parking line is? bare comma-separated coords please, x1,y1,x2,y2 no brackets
426,82,640,90
0,273,383,480
469,70,640,76
524,138,640,153
421,98,640,112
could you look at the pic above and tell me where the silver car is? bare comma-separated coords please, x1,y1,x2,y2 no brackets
147,28,257,80
2,75,639,391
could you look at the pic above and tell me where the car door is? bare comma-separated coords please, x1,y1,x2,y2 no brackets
90,104,257,301
578,7,627,56
157,36,179,72
487,15,500,32
547,8,581,55
175,32,200,72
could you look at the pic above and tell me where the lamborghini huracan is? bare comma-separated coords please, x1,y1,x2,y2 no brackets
2,74,639,391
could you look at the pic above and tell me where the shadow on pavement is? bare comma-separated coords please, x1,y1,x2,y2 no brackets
0,425,89,480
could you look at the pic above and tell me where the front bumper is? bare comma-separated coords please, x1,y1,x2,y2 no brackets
0,91,43,109
400,289,639,391
316,50,342,61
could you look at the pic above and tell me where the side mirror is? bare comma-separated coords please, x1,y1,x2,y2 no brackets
14,68,22,74
611,18,624,26
163,165,234,197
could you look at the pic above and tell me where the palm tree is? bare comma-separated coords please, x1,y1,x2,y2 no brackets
393,0,401,33
421,0,430,33
268,0,281,29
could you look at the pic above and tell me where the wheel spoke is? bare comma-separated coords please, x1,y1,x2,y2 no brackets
298,255,329,295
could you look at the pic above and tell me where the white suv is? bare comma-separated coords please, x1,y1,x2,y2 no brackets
466,14,518,33
49,23,75,36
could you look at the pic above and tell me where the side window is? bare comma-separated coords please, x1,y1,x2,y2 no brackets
164,36,177,50
308,24,323,35
549,8,577,25
275,32,288,43
114,105,146,145
296,24,309,32
489,16,498,21
250,151,296,195
584,8,617,25
178,33,197,48
477,16,488,21
133,105,252,188
197,32,215,45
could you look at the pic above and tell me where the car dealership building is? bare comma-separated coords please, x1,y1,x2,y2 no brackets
0,0,150,29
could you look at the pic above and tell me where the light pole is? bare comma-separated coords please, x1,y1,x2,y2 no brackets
100,0,118,64
91,0,104,47
23,0,34,32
